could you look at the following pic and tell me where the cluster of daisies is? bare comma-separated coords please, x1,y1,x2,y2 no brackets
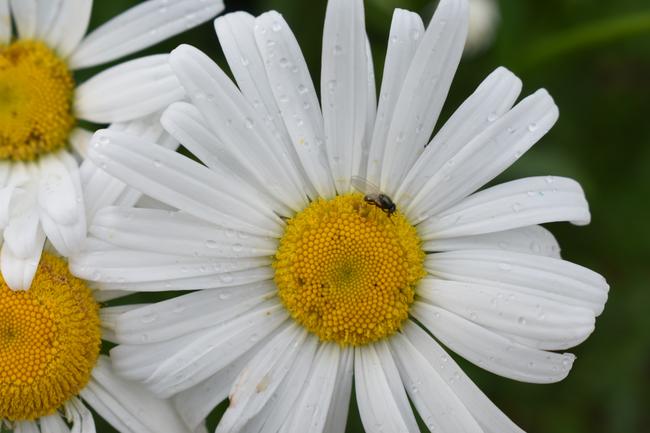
0,0,608,433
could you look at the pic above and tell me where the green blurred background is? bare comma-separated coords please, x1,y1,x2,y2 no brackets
85,1,650,432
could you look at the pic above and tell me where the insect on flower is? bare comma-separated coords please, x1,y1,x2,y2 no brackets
351,175,397,218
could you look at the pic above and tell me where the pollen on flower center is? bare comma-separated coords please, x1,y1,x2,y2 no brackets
0,253,101,421
274,193,425,346
0,40,76,161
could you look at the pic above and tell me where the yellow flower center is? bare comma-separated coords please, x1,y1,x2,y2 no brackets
274,193,425,346
0,253,101,421
0,40,76,161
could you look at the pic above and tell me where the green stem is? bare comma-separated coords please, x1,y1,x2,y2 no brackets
520,10,650,69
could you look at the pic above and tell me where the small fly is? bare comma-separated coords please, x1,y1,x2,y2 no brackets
350,176,397,218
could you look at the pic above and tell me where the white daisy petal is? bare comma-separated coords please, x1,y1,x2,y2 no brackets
407,89,559,221
109,310,279,398
354,344,418,433
418,176,590,239
39,211,85,258
37,153,82,226
69,127,93,159
160,102,223,170
0,0,10,44
322,346,353,433
114,301,288,398
66,397,95,433
425,249,609,315
4,160,31,189
33,0,63,39
390,333,485,433
10,0,37,39
396,66,521,205
173,346,260,432
0,186,15,227
253,11,336,199
14,421,39,433
217,325,307,433
321,0,368,193
75,55,184,123
38,153,86,256
215,12,288,145
81,115,168,222
423,225,561,258
380,0,469,195
282,343,340,433
376,341,420,433
412,301,576,383
71,248,270,284
68,0,225,69
499,330,593,352
40,413,71,433
91,207,277,258
366,9,424,186
99,304,147,343
249,336,318,433
418,278,596,348
88,129,284,237
168,44,308,211
42,0,92,57
91,266,273,293
399,323,524,433
113,281,275,344
79,356,190,433
3,209,41,259
160,102,293,217
0,161,11,187
360,38,376,179
216,12,319,201
93,289,134,303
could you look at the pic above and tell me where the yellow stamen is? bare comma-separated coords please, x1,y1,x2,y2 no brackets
0,253,101,421
0,40,75,161
274,193,425,346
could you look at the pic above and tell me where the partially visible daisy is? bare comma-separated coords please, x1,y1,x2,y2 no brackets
75,0,608,432
0,115,201,433
0,0,224,290
465,0,500,56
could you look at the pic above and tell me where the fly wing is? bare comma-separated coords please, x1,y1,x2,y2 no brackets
350,176,381,195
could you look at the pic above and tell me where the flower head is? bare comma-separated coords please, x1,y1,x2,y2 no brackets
76,0,609,431
0,0,224,290
0,112,197,432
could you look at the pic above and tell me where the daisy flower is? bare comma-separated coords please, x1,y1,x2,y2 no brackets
0,0,224,290
465,0,500,56
74,0,609,431
0,114,201,433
